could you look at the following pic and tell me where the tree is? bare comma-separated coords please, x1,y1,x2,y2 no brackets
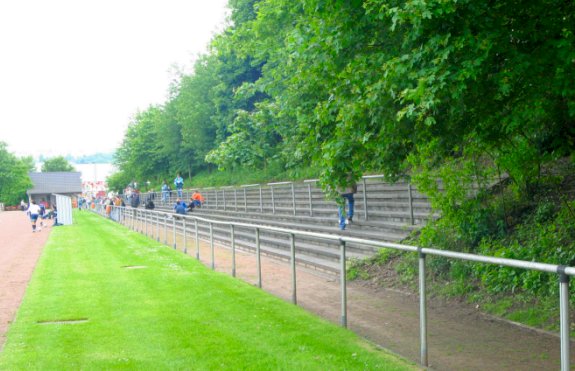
41,156,76,172
0,142,32,205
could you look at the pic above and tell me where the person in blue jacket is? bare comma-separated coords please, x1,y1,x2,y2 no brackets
174,173,184,198
174,198,187,215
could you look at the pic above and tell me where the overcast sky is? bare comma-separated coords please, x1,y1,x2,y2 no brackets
0,0,229,159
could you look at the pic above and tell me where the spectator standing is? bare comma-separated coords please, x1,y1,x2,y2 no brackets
130,191,140,208
174,173,184,198
105,198,113,218
161,180,170,204
337,178,358,230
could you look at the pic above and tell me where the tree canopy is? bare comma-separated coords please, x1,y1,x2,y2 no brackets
0,142,33,205
112,0,575,198
41,156,76,172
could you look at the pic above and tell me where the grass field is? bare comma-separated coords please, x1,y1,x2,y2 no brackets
0,211,416,370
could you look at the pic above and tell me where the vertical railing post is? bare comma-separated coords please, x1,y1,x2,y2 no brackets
234,189,238,212
223,189,226,211
164,214,168,245
308,183,313,217
559,268,570,371
290,233,297,305
231,225,236,277
419,249,428,367
144,210,148,237
244,188,248,212
340,239,347,328
210,222,215,270
215,191,218,210
271,186,275,214
362,177,368,221
259,186,263,213
291,183,296,216
408,183,415,225
183,218,187,254
156,212,160,242
195,219,200,260
256,228,262,288
173,217,177,249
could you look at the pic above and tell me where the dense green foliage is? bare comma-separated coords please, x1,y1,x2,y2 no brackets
0,211,414,370
0,142,33,205
110,0,575,327
41,156,76,172
112,0,574,194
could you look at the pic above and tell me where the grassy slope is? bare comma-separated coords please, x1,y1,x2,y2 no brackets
0,212,415,370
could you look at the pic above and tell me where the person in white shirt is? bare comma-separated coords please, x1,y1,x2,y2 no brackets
26,200,42,232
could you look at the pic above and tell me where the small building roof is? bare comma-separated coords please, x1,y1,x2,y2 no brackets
28,172,82,195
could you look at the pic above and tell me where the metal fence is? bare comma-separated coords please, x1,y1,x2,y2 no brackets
139,175,434,225
92,205,573,370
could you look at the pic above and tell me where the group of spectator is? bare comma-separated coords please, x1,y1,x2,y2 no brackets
117,174,205,215
173,190,205,215
161,173,185,204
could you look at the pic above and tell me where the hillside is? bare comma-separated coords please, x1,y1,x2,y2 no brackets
348,158,575,333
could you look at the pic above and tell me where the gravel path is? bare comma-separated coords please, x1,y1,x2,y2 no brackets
0,211,50,350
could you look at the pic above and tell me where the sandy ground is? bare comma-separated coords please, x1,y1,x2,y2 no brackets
0,211,51,350
1,210,573,370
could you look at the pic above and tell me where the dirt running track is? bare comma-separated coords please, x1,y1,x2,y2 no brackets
1,210,574,370
0,211,50,351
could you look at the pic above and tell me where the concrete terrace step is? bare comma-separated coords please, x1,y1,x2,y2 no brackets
153,205,415,242
140,213,370,274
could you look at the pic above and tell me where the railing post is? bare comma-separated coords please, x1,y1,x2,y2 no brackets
231,225,236,277
210,222,215,270
290,233,297,305
223,189,226,211
234,189,238,212
164,214,168,245
183,218,187,254
195,219,200,260
173,217,177,249
408,183,415,225
559,267,570,371
291,183,296,216
259,186,263,213
362,177,368,221
340,239,347,328
419,249,428,367
308,183,313,217
244,188,248,212
156,212,160,242
256,228,262,288
271,186,275,214
144,210,148,237
215,190,218,210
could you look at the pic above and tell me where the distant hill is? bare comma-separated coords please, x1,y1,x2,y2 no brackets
37,152,114,164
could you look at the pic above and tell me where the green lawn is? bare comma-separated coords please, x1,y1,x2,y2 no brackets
0,211,416,370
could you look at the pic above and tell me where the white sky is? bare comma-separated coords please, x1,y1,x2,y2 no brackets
0,0,229,159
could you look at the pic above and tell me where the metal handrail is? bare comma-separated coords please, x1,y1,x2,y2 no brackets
92,204,573,370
